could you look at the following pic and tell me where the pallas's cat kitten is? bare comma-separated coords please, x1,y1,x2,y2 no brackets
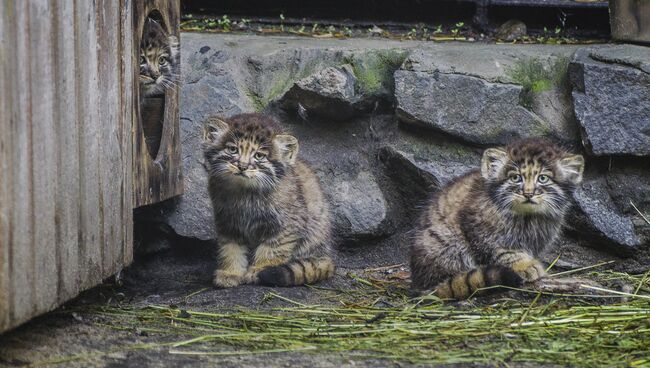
139,18,179,97
203,113,334,288
411,138,585,299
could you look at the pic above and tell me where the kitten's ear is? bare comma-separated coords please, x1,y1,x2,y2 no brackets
203,117,229,143
557,154,585,185
481,147,508,179
273,134,299,164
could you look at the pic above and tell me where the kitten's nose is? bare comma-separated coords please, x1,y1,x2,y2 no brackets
237,162,249,171
523,192,534,199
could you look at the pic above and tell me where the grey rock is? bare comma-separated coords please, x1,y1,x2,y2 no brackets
396,49,579,146
605,159,650,217
378,133,480,197
605,159,650,245
328,170,388,238
570,45,650,155
569,175,641,251
495,20,527,41
277,49,408,120
395,69,549,145
280,65,359,120
244,48,345,110
589,45,650,74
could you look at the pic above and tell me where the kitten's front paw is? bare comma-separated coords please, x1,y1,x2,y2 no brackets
213,270,244,288
243,270,260,284
511,258,547,282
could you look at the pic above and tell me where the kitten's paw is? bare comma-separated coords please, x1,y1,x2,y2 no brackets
213,270,243,288
511,258,547,282
242,270,260,284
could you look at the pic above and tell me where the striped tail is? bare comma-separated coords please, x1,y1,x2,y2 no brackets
257,257,335,287
434,265,523,300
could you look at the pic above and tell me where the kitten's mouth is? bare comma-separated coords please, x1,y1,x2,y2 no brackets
139,76,157,85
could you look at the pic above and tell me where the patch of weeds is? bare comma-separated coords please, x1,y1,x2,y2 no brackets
345,50,409,95
217,15,231,31
505,57,570,108
451,22,464,38
245,89,265,112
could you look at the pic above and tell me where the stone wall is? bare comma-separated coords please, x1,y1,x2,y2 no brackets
136,34,650,272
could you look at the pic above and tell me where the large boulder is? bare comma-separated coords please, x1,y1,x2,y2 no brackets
395,48,579,146
569,45,650,156
327,170,388,239
395,70,546,145
277,49,408,120
378,134,480,197
279,65,359,120
568,174,642,252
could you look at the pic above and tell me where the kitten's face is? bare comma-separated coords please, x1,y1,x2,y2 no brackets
139,18,179,97
481,139,584,217
202,115,298,191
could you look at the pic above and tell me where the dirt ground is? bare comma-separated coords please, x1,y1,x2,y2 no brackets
0,236,418,368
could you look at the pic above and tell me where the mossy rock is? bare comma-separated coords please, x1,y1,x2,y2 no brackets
343,49,409,97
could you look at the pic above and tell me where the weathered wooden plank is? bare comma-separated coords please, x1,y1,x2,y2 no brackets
29,0,59,312
97,0,122,277
0,0,13,332
9,0,36,326
54,0,80,302
75,0,104,290
120,0,135,265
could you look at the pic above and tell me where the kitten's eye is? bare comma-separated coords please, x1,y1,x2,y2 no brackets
538,174,550,184
254,152,266,160
226,146,238,154
158,56,167,65
509,174,522,183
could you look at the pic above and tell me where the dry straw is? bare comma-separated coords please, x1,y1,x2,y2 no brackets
36,266,650,367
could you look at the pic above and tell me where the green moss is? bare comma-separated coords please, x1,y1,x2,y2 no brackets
505,57,569,108
245,89,265,112
254,57,338,109
265,77,294,104
247,49,408,110
346,49,409,96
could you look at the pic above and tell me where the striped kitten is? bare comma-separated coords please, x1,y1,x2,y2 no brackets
411,138,585,299
139,18,179,97
203,113,334,288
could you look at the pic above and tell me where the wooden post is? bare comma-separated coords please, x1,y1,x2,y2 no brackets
132,0,183,207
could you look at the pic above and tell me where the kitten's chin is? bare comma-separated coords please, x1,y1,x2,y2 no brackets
222,173,270,191
511,201,545,215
